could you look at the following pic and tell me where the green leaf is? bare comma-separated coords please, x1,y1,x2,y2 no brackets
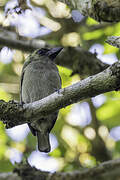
0,159,14,172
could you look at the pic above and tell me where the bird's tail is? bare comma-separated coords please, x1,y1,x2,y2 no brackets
36,131,50,153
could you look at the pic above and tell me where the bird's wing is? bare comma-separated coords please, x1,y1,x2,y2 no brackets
20,69,25,104
20,59,37,136
20,55,32,104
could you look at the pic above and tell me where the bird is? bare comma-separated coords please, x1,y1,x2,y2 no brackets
20,47,62,152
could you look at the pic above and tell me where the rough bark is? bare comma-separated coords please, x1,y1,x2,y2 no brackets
57,0,120,22
1,158,120,180
0,61,120,129
106,36,120,48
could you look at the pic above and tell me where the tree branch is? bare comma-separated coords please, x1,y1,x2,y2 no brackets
88,99,111,161
58,0,120,22
1,158,120,180
106,36,120,48
9,158,120,180
0,27,109,77
0,61,120,129
0,34,46,52
56,47,109,77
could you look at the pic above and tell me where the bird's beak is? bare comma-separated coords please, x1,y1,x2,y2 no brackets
49,47,63,60
52,47,63,54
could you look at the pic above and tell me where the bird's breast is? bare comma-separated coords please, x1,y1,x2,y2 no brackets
22,61,61,103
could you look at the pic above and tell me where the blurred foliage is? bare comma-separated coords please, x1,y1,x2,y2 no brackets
0,0,120,174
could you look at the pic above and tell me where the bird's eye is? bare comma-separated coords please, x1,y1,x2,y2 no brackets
37,48,49,56
37,49,44,55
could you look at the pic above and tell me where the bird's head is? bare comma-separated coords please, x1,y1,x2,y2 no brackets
36,47,63,61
